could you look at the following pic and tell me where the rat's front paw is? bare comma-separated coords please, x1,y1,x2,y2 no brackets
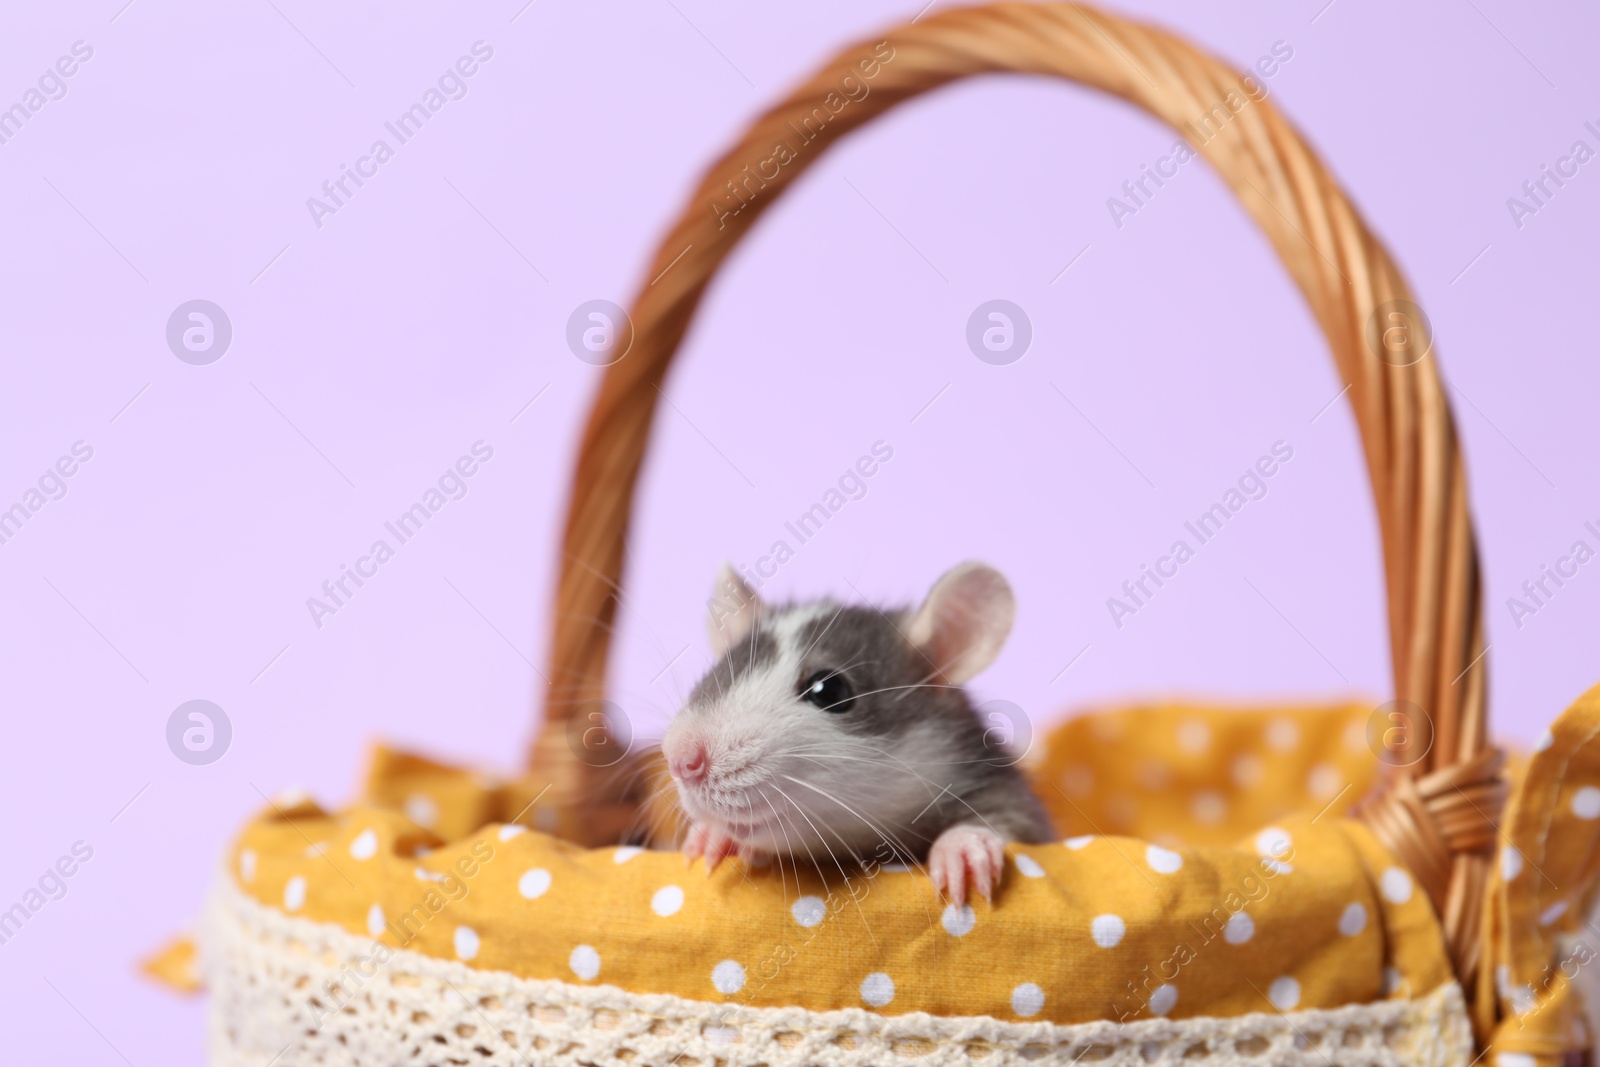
683,821,772,873
682,821,738,871
928,823,1006,905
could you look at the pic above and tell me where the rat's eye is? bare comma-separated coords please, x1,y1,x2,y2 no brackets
800,670,854,713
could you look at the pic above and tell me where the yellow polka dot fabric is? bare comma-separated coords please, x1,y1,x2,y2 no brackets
1484,681,1600,1066
220,703,1460,1027
1037,703,1378,848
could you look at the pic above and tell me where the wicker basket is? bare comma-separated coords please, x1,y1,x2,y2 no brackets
533,0,1503,1009
178,4,1600,1065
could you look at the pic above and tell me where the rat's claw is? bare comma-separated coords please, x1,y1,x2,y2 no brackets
683,823,706,863
682,822,738,872
929,824,1007,906
985,833,1005,875
703,827,738,873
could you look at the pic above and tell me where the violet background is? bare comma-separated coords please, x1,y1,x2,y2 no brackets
1,0,1596,1060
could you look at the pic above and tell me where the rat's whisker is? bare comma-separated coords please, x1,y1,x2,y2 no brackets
847,681,966,704
779,773,930,882
773,801,831,900
793,604,848,670
563,550,683,669
822,652,881,677
780,747,957,813
756,785,798,900
767,780,878,947
894,662,953,702
809,738,1019,772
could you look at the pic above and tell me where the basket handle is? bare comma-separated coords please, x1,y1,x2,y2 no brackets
528,0,1501,1001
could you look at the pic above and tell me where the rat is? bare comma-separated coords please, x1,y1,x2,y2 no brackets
659,561,1055,905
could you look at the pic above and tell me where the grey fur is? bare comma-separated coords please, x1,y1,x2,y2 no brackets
669,596,1056,863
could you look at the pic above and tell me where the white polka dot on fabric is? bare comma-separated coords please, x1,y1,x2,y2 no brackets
1307,764,1342,801
1014,854,1046,878
349,828,379,860
518,868,552,900
239,849,257,883
1091,914,1126,948
283,876,306,912
498,824,527,841
404,794,438,828
1139,760,1172,790
1108,795,1140,828
415,868,446,882
275,786,311,808
711,960,746,994
1224,911,1254,944
1497,1055,1537,1067
652,885,684,917
1261,858,1294,875
1535,729,1554,753
570,945,601,981
1540,900,1569,926
1177,720,1211,753
1064,836,1095,850
1339,903,1368,936
1502,846,1524,881
1266,719,1300,751
860,972,894,1007
1061,765,1094,796
613,846,643,863
791,896,826,927
1146,845,1183,874
1149,984,1178,1016
1090,717,1123,741
1011,983,1045,1017
367,903,386,938
1255,827,1292,859
1382,967,1404,996
1231,754,1264,788
1510,985,1538,1016
1572,787,1600,820
1381,867,1414,904
1344,719,1368,751
1495,965,1513,999
454,926,480,960
942,904,976,937
1191,792,1226,824
1268,976,1301,1011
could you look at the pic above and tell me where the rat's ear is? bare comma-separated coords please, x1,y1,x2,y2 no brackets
707,563,764,657
906,562,1015,685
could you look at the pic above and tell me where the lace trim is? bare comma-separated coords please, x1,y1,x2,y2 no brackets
200,876,1474,1067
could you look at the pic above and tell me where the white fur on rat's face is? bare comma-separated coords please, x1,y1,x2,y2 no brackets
663,605,845,852
662,603,962,860
661,605,902,855
662,561,1025,862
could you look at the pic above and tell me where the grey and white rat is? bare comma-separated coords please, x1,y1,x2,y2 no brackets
660,561,1055,905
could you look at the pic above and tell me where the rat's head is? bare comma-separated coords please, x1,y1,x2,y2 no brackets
660,562,1015,857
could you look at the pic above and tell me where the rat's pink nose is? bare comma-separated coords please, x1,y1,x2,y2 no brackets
669,741,709,783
